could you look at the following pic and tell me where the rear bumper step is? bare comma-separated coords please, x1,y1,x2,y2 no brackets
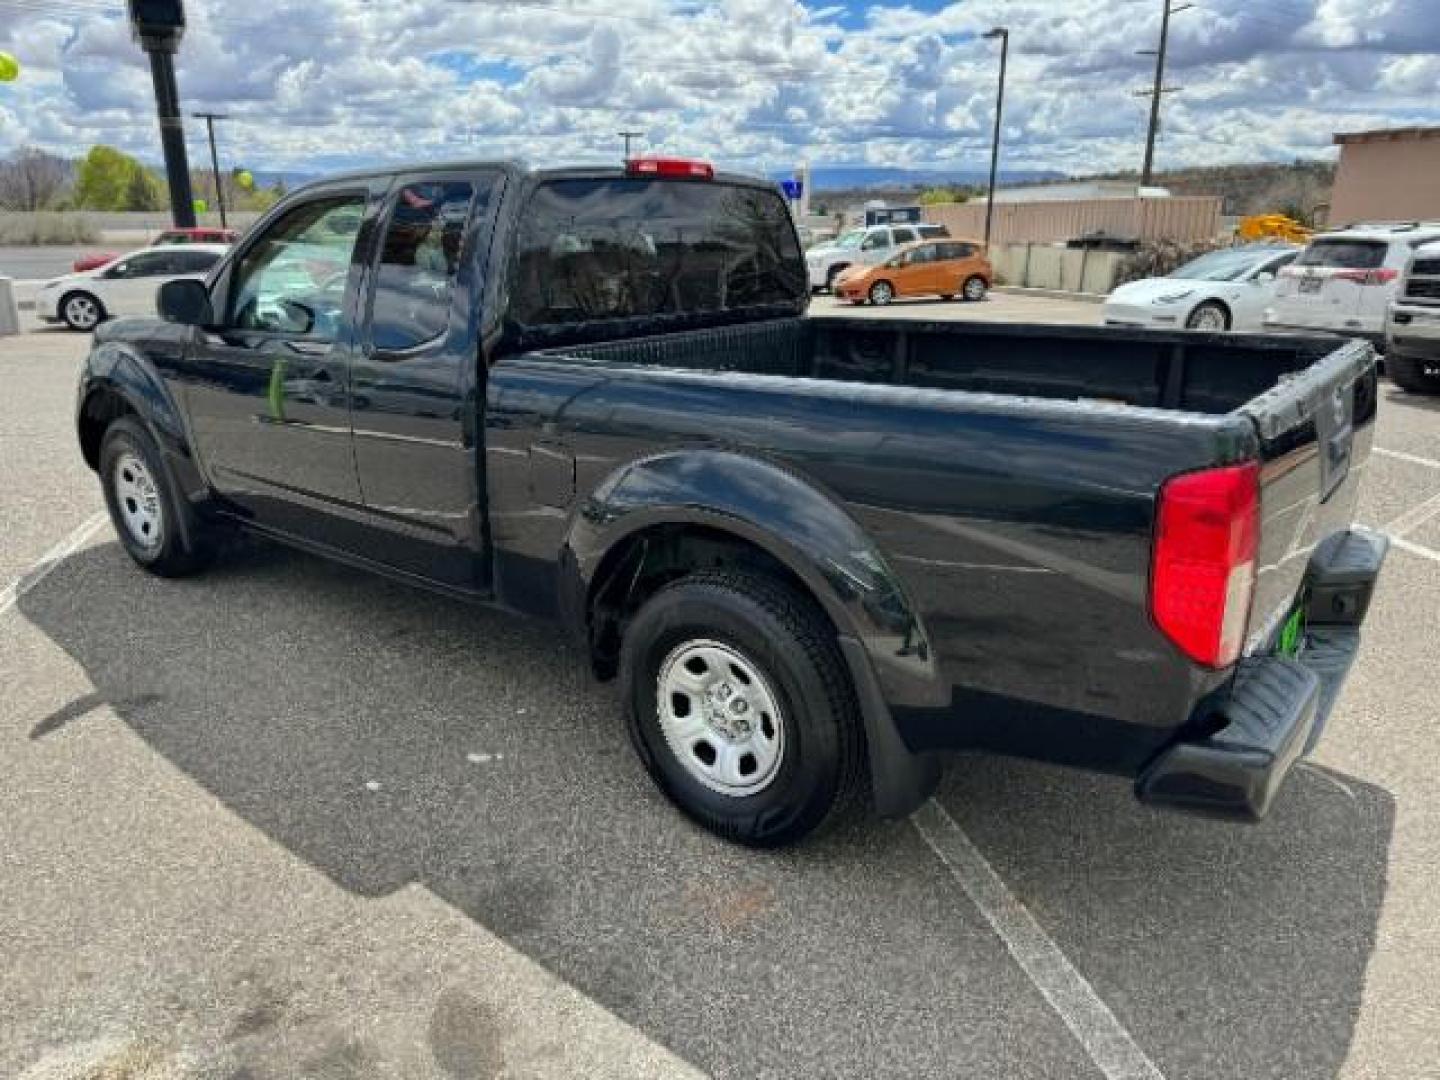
1137,527,1386,821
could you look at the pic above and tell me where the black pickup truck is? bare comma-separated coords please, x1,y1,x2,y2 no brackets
76,157,1388,845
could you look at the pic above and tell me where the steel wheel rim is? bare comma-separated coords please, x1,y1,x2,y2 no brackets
871,283,893,304
112,450,164,551
66,295,99,329
964,278,985,300
656,638,786,797
1190,306,1225,331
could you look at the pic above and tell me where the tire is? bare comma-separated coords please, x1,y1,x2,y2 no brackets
98,417,211,577
620,570,866,847
961,276,987,302
868,280,895,306
1185,300,1231,331
1388,353,1440,395
60,290,105,332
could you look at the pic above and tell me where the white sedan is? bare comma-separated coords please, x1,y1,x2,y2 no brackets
1104,245,1299,332
37,243,229,331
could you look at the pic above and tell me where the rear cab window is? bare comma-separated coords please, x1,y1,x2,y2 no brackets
508,176,805,344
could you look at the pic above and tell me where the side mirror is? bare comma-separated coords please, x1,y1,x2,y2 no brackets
157,278,213,326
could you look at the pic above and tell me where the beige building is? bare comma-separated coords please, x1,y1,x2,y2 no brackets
1330,126,1440,225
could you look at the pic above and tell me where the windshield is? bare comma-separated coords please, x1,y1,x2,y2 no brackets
1169,249,1278,281
832,230,865,250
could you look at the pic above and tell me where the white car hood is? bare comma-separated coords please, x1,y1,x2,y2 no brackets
1108,277,1204,304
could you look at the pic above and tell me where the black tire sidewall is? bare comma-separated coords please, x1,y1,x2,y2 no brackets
1187,301,1229,330
963,276,986,301
869,281,893,305
1388,353,1440,394
621,581,847,844
99,418,190,572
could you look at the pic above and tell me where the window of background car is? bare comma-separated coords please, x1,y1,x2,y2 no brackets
107,251,173,279
510,178,805,338
171,250,222,274
1295,240,1387,270
892,227,918,244
861,232,886,251
228,194,366,340
370,181,480,352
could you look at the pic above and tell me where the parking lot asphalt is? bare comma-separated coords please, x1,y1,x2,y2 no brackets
2,314,1438,1079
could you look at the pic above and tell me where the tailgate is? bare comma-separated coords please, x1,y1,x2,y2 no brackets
1238,337,1378,653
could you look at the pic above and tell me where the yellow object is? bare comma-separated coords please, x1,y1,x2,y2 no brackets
0,52,20,82
193,198,208,214
236,170,254,190
1237,213,1312,244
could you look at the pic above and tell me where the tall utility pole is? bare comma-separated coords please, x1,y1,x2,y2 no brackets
1138,0,1192,186
618,130,645,160
981,27,1009,252
127,0,196,227
193,111,229,227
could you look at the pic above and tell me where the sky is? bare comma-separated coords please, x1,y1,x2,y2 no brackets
0,0,1437,178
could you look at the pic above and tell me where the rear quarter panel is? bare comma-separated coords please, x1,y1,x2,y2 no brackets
486,356,1253,774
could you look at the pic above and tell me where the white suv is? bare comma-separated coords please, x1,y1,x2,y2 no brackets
1265,222,1440,345
1385,241,1440,394
805,222,949,292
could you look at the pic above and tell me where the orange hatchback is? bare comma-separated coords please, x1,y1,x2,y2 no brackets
835,239,992,305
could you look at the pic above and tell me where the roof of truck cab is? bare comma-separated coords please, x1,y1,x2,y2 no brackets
290,160,778,193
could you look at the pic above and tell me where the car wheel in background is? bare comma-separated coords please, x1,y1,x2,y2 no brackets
60,291,105,332
825,265,847,293
620,570,866,847
99,418,212,577
1186,301,1231,331
962,276,988,302
1387,354,1440,395
868,281,895,305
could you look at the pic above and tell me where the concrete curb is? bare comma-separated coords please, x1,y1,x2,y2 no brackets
995,286,1107,304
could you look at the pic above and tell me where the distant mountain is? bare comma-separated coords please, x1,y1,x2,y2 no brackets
776,166,1064,191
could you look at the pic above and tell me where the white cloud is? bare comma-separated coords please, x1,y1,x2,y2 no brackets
0,0,1435,178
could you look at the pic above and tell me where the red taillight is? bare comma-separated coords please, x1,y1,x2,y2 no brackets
1151,462,1259,669
1333,267,1398,285
626,156,715,179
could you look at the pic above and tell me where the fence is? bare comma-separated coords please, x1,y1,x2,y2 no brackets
923,196,1223,247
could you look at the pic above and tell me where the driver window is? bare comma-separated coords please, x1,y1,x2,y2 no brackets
861,232,885,251
228,194,366,340
370,181,475,351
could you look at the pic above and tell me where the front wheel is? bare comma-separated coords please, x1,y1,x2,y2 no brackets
868,281,895,306
961,276,988,302
1388,353,1440,395
60,291,105,332
620,570,866,846
1186,300,1231,331
99,418,212,577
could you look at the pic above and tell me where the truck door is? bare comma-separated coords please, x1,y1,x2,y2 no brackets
348,170,503,589
181,185,375,540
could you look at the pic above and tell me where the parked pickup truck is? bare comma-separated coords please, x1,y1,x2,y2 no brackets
76,157,1388,846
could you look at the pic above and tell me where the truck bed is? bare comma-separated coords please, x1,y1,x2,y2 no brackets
493,316,1377,779
530,315,1341,414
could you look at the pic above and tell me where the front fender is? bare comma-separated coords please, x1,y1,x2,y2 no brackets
78,320,209,509
565,448,945,709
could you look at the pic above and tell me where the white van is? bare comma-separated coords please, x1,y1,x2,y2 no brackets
1266,222,1440,345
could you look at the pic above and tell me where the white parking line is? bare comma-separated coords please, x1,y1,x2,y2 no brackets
912,800,1167,1080
1389,534,1440,565
0,512,108,620
1374,447,1440,471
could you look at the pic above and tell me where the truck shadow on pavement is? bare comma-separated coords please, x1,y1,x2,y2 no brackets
19,538,1394,1080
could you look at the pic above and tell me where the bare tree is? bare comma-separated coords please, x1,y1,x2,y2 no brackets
0,148,73,211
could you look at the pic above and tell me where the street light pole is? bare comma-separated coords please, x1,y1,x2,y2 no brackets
618,130,645,160
128,0,195,227
1140,0,1192,186
981,27,1009,252
193,111,229,228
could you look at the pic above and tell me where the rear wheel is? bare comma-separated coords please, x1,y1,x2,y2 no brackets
1186,300,1231,331
99,418,212,577
620,570,866,847
60,291,105,332
868,280,895,306
961,276,987,302
1388,353,1440,395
